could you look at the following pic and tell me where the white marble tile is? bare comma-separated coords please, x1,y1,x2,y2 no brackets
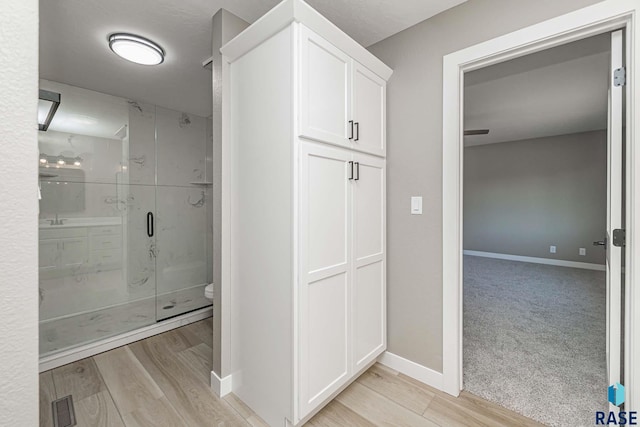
124,185,156,298
39,182,123,220
39,297,156,356
127,101,156,186
40,287,211,356
156,107,206,186
39,131,125,184
155,186,208,300
156,285,212,321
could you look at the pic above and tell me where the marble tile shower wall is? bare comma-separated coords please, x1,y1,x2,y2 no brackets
38,85,213,340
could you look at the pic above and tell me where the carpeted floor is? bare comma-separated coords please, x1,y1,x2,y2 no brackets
463,255,607,427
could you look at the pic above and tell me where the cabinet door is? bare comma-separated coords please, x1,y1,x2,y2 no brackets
352,153,386,371
299,25,351,148
352,62,386,156
60,237,88,269
39,240,59,272
298,141,352,418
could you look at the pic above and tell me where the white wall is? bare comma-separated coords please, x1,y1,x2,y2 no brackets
0,0,39,425
464,131,607,265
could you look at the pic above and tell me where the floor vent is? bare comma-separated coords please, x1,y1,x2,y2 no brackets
52,395,76,427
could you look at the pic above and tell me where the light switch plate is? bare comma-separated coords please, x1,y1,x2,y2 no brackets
411,197,423,215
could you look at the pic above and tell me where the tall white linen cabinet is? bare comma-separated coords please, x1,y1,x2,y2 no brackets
221,0,391,425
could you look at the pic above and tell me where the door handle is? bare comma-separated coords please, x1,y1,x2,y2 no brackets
348,120,354,140
593,239,606,247
354,162,360,181
348,161,354,180
147,212,154,237
354,122,359,142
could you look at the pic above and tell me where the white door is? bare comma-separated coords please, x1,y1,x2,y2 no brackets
351,153,386,370
606,29,624,399
298,141,352,418
299,25,351,148
352,62,386,156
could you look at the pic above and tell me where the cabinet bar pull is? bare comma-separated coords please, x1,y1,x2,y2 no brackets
348,120,354,140
348,161,354,180
147,212,154,237
354,122,360,142
354,162,360,181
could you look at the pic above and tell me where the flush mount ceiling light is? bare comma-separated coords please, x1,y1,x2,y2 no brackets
108,33,165,65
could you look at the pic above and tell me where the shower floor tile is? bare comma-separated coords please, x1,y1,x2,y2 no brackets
39,285,211,357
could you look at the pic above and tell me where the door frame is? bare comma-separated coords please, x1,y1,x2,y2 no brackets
441,0,639,410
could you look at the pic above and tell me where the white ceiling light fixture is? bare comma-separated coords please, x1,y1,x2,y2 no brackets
108,33,165,66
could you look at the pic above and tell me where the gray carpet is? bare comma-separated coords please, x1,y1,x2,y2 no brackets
463,255,607,427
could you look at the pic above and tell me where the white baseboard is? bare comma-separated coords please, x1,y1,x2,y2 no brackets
211,370,233,397
463,250,606,271
377,351,444,391
39,307,213,372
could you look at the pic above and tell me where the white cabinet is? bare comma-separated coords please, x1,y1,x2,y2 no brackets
39,224,122,277
299,26,386,157
39,228,88,277
299,26,351,147
298,143,351,415
39,240,59,272
352,64,386,157
59,238,88,268
298,143,386,416
89,226,122,268
352,153,386,370
222,1,391,425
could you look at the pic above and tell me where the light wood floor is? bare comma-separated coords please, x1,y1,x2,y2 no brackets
40,319,544,426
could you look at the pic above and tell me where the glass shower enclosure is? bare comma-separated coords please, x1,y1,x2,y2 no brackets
38,80,213,358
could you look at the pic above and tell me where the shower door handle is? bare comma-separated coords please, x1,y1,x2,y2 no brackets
147,212,154,237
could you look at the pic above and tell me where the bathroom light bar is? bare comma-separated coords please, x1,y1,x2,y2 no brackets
108,33,165,65
39,153,83,167
38,89,61,132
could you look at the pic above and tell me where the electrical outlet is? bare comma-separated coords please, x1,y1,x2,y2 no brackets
579,248,586,256
550,245,557,254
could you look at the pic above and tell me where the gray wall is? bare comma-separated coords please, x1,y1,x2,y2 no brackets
464,131,606,265
0,0,39,425
367,0,604,372
211,9,249,377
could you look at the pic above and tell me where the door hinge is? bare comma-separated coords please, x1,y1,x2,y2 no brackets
613,229,626,247
614,67,626,87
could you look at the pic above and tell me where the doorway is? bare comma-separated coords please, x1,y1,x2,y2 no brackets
441,0,637,418
461,33,612,425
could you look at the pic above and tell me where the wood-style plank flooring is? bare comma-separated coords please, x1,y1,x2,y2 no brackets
40,319,544,426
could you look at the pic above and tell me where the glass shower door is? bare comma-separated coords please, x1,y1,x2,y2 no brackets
154,107,212,321
38,82,212,358
38,81,158,356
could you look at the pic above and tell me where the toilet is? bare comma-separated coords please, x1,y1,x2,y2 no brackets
204,283,213,301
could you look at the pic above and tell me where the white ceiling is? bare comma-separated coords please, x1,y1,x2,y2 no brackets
40,0,465,117
464,33,610,147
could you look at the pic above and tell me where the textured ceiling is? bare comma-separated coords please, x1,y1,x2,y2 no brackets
464,33,610,147
40,0,466,117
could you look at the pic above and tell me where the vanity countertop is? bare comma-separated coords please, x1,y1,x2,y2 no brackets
38,217,122,229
